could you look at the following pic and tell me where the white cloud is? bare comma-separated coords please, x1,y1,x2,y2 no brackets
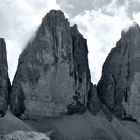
123,22,138,32
71,4,133,83
0,0,140,84
0,0,60,81
133,11,140,24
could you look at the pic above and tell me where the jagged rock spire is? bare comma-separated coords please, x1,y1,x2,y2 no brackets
97,22,140,121
0,38,11,117
10,10,91,119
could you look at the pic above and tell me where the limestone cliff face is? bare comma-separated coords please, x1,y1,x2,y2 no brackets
97,23,140,121
87,83,102,115
10,10,91,119
0,38,11,117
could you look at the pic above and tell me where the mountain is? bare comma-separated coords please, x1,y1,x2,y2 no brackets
0,38,11,117
97,22,140,121
26,111,140,140
10,10,91,119
1,10,140,140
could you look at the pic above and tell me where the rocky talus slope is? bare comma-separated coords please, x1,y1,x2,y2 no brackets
97,23,140,121
10,10,91,119
0,38,11,117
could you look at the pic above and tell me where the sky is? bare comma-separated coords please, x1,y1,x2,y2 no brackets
0,0,140,84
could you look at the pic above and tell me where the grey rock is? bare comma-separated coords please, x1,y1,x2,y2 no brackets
87,83,102,115
88,83,113,121
10,10,91,119
0,38,11,117
97,22,140,121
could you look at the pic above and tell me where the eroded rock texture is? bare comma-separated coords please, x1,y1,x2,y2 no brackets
97,23,140,121
88,83,113,121
0,38,11,117
87,83,101,115
10,10,91,119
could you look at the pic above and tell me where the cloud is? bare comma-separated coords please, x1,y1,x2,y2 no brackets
70,3,134,83
0,0,140,84
133,11,140,24
56,0,112,17
57,0,140,18
57,0,140,84
0,0,60,81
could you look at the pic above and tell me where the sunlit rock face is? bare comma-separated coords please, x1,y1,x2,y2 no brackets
10,10,91,119
97,23,140,121
0,38,11,117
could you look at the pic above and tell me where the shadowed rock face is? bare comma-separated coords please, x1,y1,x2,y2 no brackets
88,83,102,115
10,10,91,119
0,38,11,117
97,23,140,121
88,83,113,121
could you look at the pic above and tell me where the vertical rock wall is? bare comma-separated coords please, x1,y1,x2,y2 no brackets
0,38,11,117
10,10,91,119
98,23,140,121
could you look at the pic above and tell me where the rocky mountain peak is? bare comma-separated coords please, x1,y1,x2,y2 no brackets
98,22,140,121
10,10,91,119
71,24,79,33
43,10,66,20
0,38,5,43
121,22,140,38
0,38,11,117
36,10,69,39
0,38,8,67
41,10,67,26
